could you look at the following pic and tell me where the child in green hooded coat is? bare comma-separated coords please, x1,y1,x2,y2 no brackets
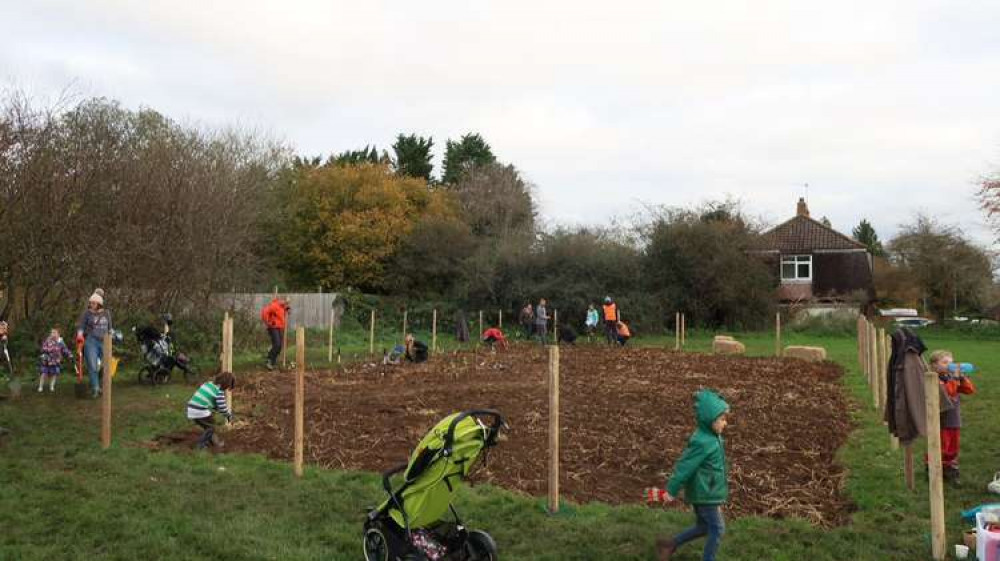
644,389,730,561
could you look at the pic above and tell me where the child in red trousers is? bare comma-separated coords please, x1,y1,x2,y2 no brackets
929,350,975,485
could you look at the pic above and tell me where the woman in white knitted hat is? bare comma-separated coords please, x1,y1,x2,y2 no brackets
76,289,113,398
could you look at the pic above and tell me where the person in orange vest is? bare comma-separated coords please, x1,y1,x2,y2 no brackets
602,296,620,345
260,297,290,370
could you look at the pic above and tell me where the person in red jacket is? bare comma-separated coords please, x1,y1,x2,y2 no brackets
260,297,290,370
482,326,508,352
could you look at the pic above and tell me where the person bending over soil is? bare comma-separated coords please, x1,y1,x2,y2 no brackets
186,372,235,449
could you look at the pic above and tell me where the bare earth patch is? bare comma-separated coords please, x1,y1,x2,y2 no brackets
209,345,854,526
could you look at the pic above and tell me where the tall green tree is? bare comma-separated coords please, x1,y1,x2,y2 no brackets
392,134,434,181
852,219,885,257
441,133,495,184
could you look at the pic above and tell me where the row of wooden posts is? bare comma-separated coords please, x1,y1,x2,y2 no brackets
232,310,565,512
95,308,783,517
857,315,946,560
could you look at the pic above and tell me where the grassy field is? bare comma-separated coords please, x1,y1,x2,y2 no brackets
2,326,998,560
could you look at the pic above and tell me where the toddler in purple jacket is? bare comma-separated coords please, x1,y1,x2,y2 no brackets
38,328,72,393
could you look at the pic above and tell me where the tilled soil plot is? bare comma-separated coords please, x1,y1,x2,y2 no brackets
224,345,856,526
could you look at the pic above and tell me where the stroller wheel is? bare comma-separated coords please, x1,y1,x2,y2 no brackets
465,530,497,561
363,526,391,561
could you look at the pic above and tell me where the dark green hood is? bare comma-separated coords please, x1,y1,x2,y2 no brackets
694,389,729,432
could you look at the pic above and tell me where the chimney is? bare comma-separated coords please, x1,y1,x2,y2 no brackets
796,197,810,218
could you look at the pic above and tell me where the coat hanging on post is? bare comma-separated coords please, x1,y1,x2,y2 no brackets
885,328,952,444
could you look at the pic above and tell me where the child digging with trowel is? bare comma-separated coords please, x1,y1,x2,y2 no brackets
644,389,730,561
186,372,235,449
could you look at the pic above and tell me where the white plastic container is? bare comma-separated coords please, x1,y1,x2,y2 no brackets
977,511,1000,561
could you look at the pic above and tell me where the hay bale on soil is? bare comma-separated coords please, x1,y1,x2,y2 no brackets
784,345,827,362
713,335,734,342
713,339,745,355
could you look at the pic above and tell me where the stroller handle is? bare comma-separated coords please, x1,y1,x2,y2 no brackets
443,409,507,456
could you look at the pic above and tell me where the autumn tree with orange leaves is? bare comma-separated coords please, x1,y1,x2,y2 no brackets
271,162,462,292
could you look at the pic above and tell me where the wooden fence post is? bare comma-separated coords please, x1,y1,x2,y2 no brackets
775,312,782,357
101,332,112,449
402,309,408,340
369,309,376,357
681,313,686,348
478,311,483,342
221,313,228,370
675,312,680,351
432,309,438,353
904,445,915,490
855,314,865,372
877,327,886,415
861,317,869,384
923,369,946,560
294,327,305,478
498,310,503,329
224,315,234,419
870,324,879,409
281,322,288,369
548,344,560,514
328,307,335,363
553,310,558,344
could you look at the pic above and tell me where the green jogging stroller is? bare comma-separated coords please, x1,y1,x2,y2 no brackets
363,410,507,561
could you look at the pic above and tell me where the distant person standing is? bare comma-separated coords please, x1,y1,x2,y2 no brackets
455,310,470,343
260,297,290,370
534,298,550,345
585,304,600,340
518,302,534,339
602,296,620,345
76,289,113,398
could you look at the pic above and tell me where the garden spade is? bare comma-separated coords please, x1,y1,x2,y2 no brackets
74,338,88,399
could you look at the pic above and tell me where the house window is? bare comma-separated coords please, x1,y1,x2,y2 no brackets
781,255,812,281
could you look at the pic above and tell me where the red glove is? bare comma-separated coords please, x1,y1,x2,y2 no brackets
76,333,85,346
644,487,668,503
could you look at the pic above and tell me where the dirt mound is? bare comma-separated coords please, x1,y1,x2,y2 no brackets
223,345,855,526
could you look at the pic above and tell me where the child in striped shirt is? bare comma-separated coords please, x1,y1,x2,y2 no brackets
187,372,235,449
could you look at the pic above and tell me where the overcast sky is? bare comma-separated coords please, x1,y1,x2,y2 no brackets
3,0,999,245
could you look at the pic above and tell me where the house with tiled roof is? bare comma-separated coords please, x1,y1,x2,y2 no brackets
756,198,875,304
